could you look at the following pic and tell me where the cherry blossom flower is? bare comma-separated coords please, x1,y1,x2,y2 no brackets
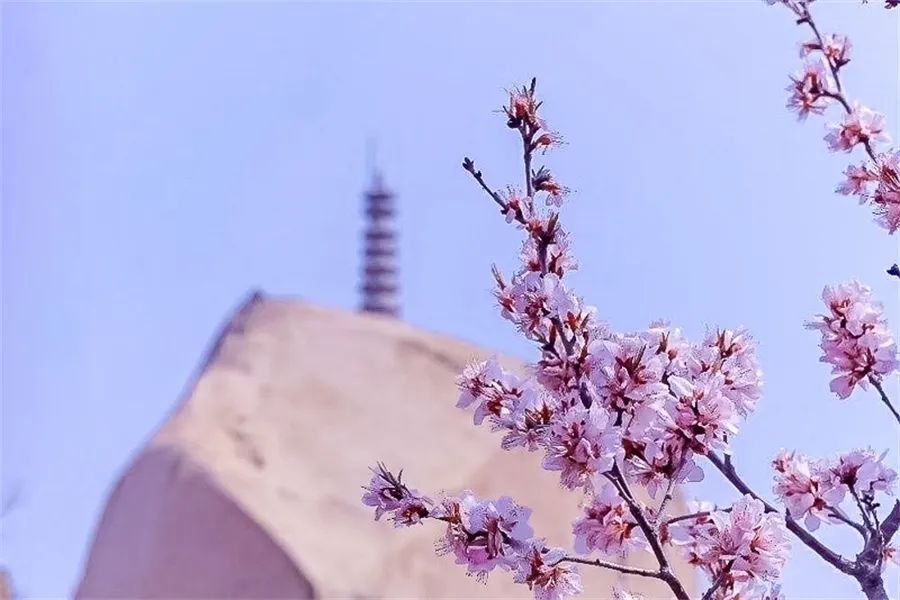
689,328,763,416
589,335,669,413
456,356,526,425
772,450,844,530
825,103,890,152
621,433,704,497
513,540,583,600
670,496,788,596
506,87,541,129
532,166,570,207
806,281,898,398
542,406,622,489
362,464,431,523
830,448,897,498
534,131,564,154
836,162,877,198
786,58,834,120
666,374,740,455
499,386,558,451
800,34,852,68
433,491,534,579
704,496,790,587
872,150,900,233
572,482,645,556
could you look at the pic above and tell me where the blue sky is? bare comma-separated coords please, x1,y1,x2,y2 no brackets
2,1,898,598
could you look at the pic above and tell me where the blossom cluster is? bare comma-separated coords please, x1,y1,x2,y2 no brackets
773,448,897,531
365,65,900,599
768,0,900,232
669,496,790,599
363,464,582,600
805,281,898,399
458,325,762,498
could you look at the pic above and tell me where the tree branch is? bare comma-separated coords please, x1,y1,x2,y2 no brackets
557,555,661,579
608,466,691,600
869,377,900,425
880,500,900,542
828,506,870,541
462,157,507,211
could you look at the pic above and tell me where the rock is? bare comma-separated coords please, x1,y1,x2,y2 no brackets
76,293,695,598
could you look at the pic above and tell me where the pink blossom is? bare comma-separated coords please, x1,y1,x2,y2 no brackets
572,483,645,556
456,356,525,425
642,321,691,377
532,166,569,207
666,374,740,455
362,464,432,527
500,386,557,451
825,104,890,152
706,495,790,583
830,448,897,497
513,540,583,600
507,87,541,129
800,34,852,68
435,491,534,579
671,496,789,594
786,59,834,120
499,188,532,224
688,328,763,416
872,151,900,233
534,131,564,155
667,500,717,547
542,407,622,489
836,162,876,197
806,281,898,398
622,433,704,498
772,450,844,530
589,335,669,413
497,270,579,341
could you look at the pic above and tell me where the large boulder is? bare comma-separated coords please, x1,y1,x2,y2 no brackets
76,293,696,598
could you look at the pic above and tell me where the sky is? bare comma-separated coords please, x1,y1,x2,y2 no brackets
1,1,899,598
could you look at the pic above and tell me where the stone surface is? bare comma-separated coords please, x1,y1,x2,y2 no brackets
76,293,696,599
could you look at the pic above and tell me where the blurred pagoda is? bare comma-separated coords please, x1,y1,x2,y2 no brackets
359,170,399,317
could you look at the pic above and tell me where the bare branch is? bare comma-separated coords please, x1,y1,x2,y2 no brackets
880,500,900,542
557,555,662,579
869,377,900,425
462,157,507,212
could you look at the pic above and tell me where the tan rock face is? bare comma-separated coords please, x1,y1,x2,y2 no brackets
76,293,696,599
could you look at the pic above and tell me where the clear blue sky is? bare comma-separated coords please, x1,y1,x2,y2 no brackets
2,1,898,598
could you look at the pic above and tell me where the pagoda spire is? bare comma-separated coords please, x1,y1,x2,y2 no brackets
360,166,399,317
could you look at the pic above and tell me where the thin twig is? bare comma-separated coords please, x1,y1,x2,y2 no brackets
850,487,877,533
828,506,869,541
869,377,900,425
701,563,733,600
557,555,661,578
657,475,678,521
665,510,714,527
462,158,507,211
